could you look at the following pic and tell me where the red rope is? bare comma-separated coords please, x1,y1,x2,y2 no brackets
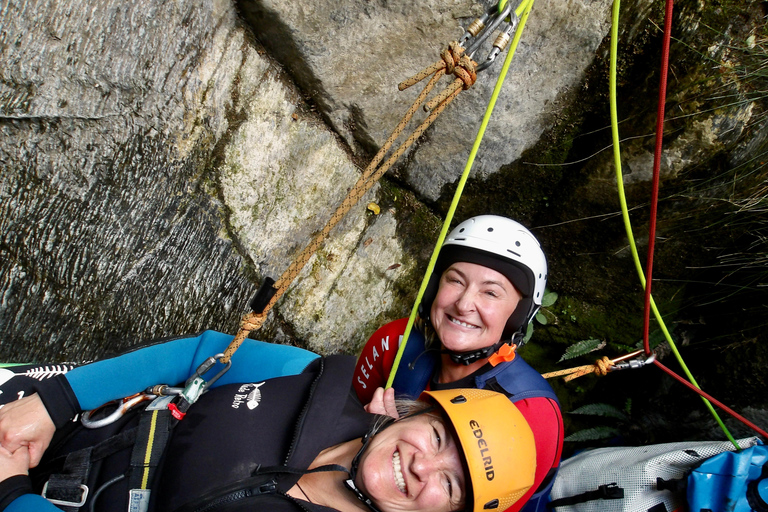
644,0,767,440
644,0,674,354
653,360,768,439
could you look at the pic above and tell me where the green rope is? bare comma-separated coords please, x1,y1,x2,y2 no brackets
386,0,536,388
608,0,737,448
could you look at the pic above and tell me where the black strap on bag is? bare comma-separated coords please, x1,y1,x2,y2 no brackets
547,483,624,509
126,400,179,512
41,447,93,511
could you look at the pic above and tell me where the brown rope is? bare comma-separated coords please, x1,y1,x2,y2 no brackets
541,350,646,383
541,356,614,383
221,42,479,363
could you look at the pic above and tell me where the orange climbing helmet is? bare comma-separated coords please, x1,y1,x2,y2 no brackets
422,388,537,512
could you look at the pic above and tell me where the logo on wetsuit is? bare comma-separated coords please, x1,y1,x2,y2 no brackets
469,420,495,481
232,382,265,410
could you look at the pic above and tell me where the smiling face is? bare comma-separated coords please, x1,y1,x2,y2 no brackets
430,261,522,354
356,412,467,512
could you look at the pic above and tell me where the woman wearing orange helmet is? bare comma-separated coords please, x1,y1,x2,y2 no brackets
0,351,535,512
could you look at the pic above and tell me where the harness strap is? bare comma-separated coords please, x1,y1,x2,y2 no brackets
41,428,140,509
126,396,190,512
42,447,93,511
128,407,174,489
547,483,624,509
40,396,186,511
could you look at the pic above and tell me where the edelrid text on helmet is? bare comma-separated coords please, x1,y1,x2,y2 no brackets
469,419,496,481
422,388,537,512
419,215,548,342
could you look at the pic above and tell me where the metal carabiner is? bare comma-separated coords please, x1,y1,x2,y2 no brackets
178,353,232,405
193,352,232,392
81,393,155,429
459,0,518,71
610,353,657,372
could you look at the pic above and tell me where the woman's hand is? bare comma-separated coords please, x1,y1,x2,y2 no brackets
363,387,399,419
0,394,55,468
0,445,30,481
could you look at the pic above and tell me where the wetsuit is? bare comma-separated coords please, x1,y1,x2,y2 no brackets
1,352,370,512
353,318,564,512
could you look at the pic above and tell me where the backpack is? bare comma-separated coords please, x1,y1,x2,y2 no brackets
548,437,763,512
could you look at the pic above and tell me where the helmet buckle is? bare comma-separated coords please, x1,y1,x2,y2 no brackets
488,343,516,367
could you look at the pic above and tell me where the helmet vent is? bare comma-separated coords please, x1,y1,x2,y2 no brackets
484,499,500,509
515,241,521,247
487,227,494,232
505,249,522,258
450,395,467,404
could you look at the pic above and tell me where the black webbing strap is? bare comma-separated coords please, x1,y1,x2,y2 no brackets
42,447,93,511
126,395,191,512
547,483,624,509
128,408,174,490
41,428,140,510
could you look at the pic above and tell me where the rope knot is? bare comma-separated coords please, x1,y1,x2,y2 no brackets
594,356,613,376
440,41,465,74
241,311,267,332
455,55,477,89
439,42,476,89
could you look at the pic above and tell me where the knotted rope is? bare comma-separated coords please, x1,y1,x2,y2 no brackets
542,356,615,383
221,42,479,363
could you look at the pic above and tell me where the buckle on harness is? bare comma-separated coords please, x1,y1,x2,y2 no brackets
42,481,89,508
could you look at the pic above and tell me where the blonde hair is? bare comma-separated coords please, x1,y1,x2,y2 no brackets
369,397,437,434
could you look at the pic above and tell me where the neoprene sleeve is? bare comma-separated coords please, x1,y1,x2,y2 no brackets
66,330,319,411
4,493,63,512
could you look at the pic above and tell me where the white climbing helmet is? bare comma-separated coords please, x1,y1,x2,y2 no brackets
419,215,548,343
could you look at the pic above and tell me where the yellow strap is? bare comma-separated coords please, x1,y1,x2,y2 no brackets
140,410,160,489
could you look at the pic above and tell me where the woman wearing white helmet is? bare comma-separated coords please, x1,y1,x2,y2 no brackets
353,215,563,512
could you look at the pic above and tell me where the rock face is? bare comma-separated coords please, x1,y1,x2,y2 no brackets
239,0,615,200
0,0,411,360
1,0,766,436
2,0,615,360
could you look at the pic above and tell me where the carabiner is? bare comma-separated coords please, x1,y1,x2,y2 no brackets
610,353,657,372
475,21,517,72
459,0,518,71
192,352,231,392
178,353,232,405
81,393,155,429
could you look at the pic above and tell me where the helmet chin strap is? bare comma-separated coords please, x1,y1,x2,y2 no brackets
344,416,395,512
444,333,523,366
445,341,504,365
